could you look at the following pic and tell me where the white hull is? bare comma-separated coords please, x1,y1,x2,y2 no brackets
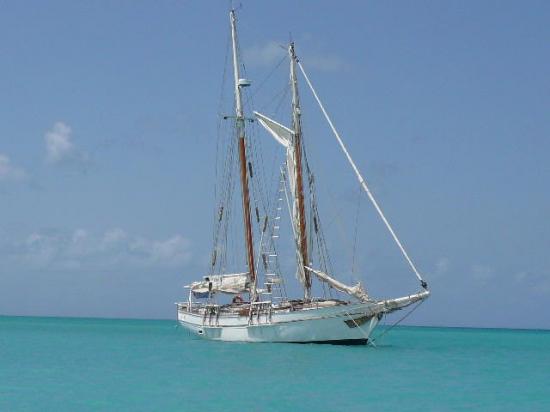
177,291,428,344
178,302,379,344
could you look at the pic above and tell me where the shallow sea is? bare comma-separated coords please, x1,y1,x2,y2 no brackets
0,316,548,411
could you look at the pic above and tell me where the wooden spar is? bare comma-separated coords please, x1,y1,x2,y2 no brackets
289,43,311,299
230,10,257,296
238,137,256,288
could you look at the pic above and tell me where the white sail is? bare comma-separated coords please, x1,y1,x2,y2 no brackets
186,273,249,294
254,112,292,148
306,266,369,302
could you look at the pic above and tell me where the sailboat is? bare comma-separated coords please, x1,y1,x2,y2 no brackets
177,10,430,344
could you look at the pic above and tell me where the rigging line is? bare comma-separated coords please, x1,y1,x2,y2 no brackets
213,126,234,270
243,54,287,107
342,309,372,341
370,300,425,345
215,26,231,173
221,127,239,272
238,68,274,224
315,178,361,297
316,206,333,274
309,181,334,281
306,176,337,299
302,142,334,279
303,154,337,298
224,147,237,270
216,121,237,261
350,182,362,283
268,83,290,116
256,125,276,219
211,29,232,271
246,117,271,221
298,61,427,287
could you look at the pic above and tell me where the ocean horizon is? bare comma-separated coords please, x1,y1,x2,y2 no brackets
1,316,548,411
4,313,549,332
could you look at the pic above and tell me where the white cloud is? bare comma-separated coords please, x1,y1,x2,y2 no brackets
7,228,192,269
0,153,27,181
432,256,450,278
244,41,286,67
244,41,349,72
24,232,59,265
471,264,495,283
102,228,127,245
130,235,191,266
515,271,550,295
72,228,88,243
45,121,74,163
302,53,349,72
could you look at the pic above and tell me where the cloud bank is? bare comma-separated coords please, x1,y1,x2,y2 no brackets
5,228,192,270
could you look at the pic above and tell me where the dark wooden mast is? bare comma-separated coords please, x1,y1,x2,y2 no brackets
289,43,311,299
230,10,256,297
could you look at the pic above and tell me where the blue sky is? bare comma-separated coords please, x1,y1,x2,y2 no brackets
1,1,548,328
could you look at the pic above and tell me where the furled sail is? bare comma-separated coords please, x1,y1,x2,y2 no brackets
254,111,308,289
305,266,369,302
186,273,249,295
254,112,292,147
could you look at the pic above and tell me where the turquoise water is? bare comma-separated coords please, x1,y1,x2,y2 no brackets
1,316,549,411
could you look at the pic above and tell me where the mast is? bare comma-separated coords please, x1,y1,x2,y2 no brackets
289,43,311,299
230,10,257,298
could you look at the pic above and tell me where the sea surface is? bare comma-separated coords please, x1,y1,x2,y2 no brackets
0,316,548,411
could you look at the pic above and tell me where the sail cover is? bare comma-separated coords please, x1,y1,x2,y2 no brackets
186,273,249,294
305,266,369,302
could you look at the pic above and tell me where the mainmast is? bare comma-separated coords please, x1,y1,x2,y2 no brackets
230,10,257,298
289,43,311,300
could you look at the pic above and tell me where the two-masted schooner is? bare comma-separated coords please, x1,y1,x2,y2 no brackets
177,10,429,344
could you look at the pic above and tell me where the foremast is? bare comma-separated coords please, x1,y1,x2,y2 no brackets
230,10,257,299
289,43,311,300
